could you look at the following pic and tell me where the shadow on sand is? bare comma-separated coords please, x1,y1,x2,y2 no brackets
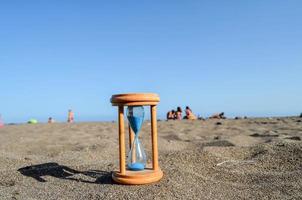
18,162,113,184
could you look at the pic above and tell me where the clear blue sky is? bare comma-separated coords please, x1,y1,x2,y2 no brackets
1,1,302,123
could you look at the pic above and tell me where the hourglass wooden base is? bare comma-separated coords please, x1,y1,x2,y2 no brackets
112,167,163,185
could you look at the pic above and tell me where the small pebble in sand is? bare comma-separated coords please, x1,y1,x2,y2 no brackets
214,136,220,140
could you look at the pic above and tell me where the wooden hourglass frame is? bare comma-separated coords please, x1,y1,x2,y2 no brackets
110,93,163,185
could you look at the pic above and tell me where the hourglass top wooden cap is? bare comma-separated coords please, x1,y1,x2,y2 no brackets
111,93,160,106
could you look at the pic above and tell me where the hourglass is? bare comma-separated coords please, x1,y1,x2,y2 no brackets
110,93,163,185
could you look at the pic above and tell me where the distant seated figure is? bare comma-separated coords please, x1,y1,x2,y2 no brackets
176,107,182,120
166,110,176,120
48,117,55,123
210,112,226,119
67,109,74,123
185,106,197,120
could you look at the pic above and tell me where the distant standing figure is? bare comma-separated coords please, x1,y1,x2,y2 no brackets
176,107,182,120
185,106,197,120
0,114,3,128
48,117,54,123
67,109,74,123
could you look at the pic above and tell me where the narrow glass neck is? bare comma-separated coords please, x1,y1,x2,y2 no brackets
134,132,140,139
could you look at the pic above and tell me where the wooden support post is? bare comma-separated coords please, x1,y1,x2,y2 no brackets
118,106,126,174
151,105,159,171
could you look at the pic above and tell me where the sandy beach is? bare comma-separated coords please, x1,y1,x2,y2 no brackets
0,117,301,199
